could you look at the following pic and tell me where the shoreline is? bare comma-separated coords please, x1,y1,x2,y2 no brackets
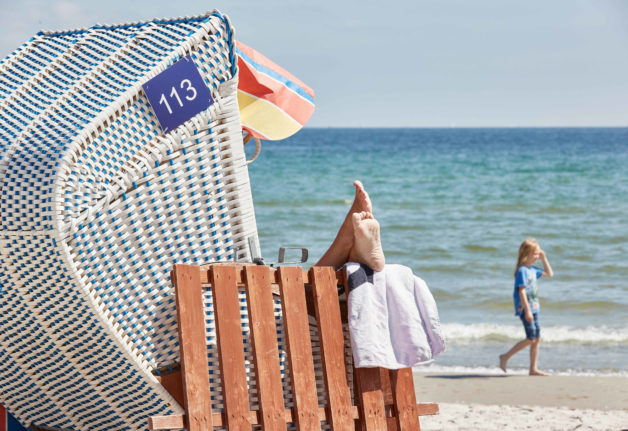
413,372,628,430
415,364,628,378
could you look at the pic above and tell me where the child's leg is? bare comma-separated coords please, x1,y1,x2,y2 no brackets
528,338,547,376
499,313,536,372
499,339,533,372
528,314,548,375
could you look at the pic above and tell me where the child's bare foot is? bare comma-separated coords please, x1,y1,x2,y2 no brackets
348,211,385,272
315,181,372,268
529,369,549,376
499,354,508,373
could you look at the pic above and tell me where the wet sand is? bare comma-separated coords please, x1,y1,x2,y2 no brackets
414,372,628,430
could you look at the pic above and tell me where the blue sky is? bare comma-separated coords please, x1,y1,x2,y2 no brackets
1,0,627,127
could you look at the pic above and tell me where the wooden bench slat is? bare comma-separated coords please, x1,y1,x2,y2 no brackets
390,368,421,430
277,266,322,430
244,266,288,430
172,264,214,431
355,368,388,430
198,264,346,288
210,265,252,430
309,266,354,431
379,369,397,431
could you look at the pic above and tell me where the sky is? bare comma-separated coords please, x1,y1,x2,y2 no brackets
1,0,628,127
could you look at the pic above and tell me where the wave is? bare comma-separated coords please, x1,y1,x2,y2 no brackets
418,265,470,275
388,224,429,231
470,298,627,312
255,199,350,207
598,264,628,274
473,299,514,310
596,235,628,245
384,250,412,257
441,323,628,345
539,299,626,311
412,364,628,378
464,296,627,312
463,244,498,253
529,205,587,215
430,288,466,301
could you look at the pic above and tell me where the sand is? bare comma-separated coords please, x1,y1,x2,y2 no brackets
413,372,628,431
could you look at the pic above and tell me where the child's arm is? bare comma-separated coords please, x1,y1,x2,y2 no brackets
518,286,533,322
539,249,553,278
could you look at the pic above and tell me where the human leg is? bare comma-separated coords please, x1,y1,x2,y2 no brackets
528,338,547,375
499,314,538,372
315,180,372,269
527,314,547,375
499,339,533,372
347,211,385,271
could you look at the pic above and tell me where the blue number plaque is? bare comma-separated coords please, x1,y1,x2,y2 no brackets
142,55,214,133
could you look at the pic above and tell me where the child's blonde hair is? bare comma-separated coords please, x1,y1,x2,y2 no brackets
515,238,540,276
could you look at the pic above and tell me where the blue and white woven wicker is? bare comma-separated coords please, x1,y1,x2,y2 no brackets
0,10,265,430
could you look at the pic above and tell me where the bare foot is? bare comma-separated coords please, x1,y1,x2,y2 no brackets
348,211,385,272
337,181,372,245
499,354,508,373
315,181,372,268
529,369,549,376
351,181,372,214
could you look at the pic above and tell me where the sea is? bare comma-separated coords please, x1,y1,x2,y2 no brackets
245,128,628,377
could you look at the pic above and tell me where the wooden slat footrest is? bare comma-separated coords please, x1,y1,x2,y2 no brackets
417,402,440,415
149,415,184,431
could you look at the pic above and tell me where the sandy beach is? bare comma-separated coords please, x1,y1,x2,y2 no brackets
414,372,628,430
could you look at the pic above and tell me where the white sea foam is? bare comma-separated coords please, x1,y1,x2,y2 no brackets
413,363,628,377
440,323,628,345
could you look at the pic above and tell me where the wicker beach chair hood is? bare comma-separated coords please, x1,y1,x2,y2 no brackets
0,11,261,430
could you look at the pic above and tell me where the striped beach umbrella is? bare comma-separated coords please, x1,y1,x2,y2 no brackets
236,40,315,140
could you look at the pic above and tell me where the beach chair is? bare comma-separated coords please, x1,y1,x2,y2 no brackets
0,11,263,429
148,263,439,430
